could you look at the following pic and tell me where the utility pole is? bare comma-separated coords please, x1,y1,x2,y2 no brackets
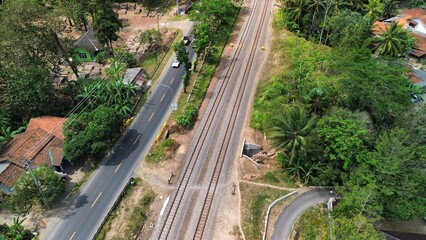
24,159,48,208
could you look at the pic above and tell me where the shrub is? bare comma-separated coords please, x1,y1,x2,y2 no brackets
175,104,198,128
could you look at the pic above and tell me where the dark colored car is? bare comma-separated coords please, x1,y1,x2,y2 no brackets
183,36,191,45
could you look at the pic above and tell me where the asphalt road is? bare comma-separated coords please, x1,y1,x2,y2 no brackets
271,188,335,240
45,31,195,240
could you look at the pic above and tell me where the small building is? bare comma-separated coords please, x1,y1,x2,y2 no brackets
0,116,67,193
72,30,103,63
123,67,148,89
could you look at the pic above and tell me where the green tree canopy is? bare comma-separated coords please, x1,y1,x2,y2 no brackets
63,105,122,163
335,49,412,125
373,22,414,57
5,166,65,214
92,0,122,55
324,10,372,48
269,105,316,163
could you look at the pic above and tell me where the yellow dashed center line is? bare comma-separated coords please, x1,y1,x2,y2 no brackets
161,93,166,101
170,77,175,84
115,160,124,173
148,112,155,122
91,192,102,208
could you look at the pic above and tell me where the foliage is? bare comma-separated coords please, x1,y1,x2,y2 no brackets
95,50,108,64
190,0,239,56
63,106,122,163
363,0,384,23
0,217,33,240
314,108,370,171
92,0,122,53
76,79,137,117
0,125,26,147
139,29,163,50
335,49,412,125
269,105,316,163
364,128,426,220
332,214,385,239
324,10,371,49
5,166,65,214
372,22,415,57
175,104,198,128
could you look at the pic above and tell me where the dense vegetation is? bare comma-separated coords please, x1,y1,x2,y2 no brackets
175,0,240,128
3,166,65,214
252,0,426,237
0,0,125,146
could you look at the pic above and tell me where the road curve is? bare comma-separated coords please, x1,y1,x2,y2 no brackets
271,188,334,240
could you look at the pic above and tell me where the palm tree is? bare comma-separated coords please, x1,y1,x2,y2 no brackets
307,0,325,37
373,22,407,57
364,0,384,23
269,106,316,164
106,58,126,81
282,0,309,26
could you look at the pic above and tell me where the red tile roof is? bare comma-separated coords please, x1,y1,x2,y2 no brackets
0,116,67,189
26,116,67,140
0,163,25,188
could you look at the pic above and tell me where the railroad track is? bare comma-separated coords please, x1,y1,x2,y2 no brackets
156,0,270,239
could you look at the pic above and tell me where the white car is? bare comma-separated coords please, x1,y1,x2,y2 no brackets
172,58,180,68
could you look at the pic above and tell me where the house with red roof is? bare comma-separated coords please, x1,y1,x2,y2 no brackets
373,8,426,62
0,116,67,193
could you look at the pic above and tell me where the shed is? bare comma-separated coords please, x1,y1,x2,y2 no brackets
123,68,147,89
72,30,103,63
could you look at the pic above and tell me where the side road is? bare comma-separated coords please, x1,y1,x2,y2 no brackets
271,188,334,240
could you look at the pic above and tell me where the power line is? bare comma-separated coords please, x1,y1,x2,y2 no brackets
1,0,174,194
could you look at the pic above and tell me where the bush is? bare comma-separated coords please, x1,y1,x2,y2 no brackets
175,104,198,128
95,50,108,64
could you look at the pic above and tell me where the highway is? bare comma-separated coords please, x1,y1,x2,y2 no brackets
44,30,195,240
271,188,335,240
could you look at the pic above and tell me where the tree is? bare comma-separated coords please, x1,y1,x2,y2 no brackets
336,49,412,125
363,0,384,22
106,58,126,81
139,28,163,50
0,108,11,128
269,105,316,164
372,22,414,57
174,41,191,93
5,166,65,214
314,108,370,171
365,128,426,220
281,0,309,26
63,106,122,163
332,214,385,239
323,10,372,48
1,61,56,120
0,217,33,240
92,0,122,56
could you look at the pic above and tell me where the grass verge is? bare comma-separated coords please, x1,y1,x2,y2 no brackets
291,205,328,240
146,138,180,163
140,30,183,81
240,182,292,240
95,179,155,240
